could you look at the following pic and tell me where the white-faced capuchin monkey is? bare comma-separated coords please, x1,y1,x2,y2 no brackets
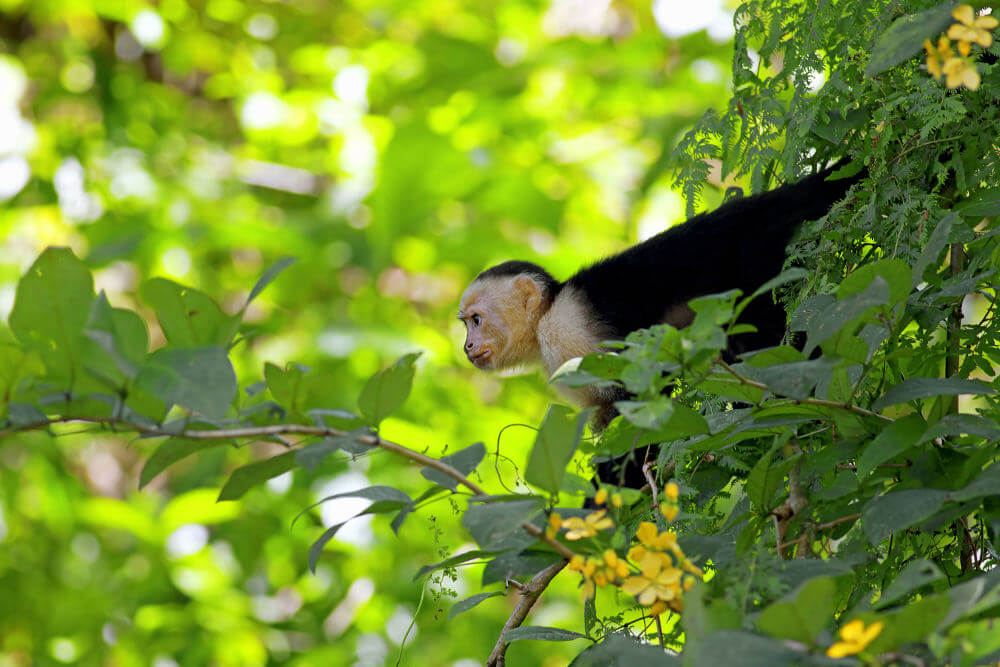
458,161,863,485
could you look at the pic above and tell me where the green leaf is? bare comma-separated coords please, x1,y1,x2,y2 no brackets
218,451,298,501
295,431,373,471
135,346,237,419
141,278,239,348
502,626,589,643
949,466,1000,502
614,398,674,430
913,213,955,286
139,438,229,488
856,414,926,477
805,277,888,354
265,361,309,412
919,413,1000,444
737,359,835,400
298,485,413,524
746,435,797,510
839,259,911,304
461,498,542,550
247,256,296,304
955,187,1000,218
757,577,837,644
482,549,562,585
696,374,764,403
877,559,945,609
357,352,421,427
872,377,996,410
413,549,496,581
421,442,486,490
85,292,149,378
525,405,589,494
571,635,681,665
863,489,949,544
865,3,956,76
9,247,96,382
691,630,812,666
448,591,504,620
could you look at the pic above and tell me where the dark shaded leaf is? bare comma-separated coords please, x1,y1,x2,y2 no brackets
461,498,542,550
877,559,945,608
955,188,1000,218
140,438,229,488
247,256,296,304
872,378,996,410
449,591,504,620
421,442,486,490
358,352,420,426
857,414,925,477
525,405,589,494
135,346,237,419
863,489,949,544
502,626,589,643
865,3,955,75
218,451,298,501
414,549,496,581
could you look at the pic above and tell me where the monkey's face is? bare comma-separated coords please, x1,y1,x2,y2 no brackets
458,276,543,370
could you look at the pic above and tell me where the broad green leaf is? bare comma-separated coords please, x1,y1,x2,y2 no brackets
856,414,926,477
736,268,808,319
449,591,504,620
421,442,486,490
696,374,764,403
919,413,1000,443
872,377,996,410
614,398,674,430
525,405,589,494
413,549,496,581
647,404,710,440
309,522,345,573
502,626,589,643
218,451,298,501
949,466,1000,502
877,559,945,609
865,3,956,75
247,256,296,304
135,346,237,419
806,276,888,353
296,485,413,526
691,630,812,666
863,489,949,544
839,259,911,304
737,358,835,400
912,213,955,285
461,498,542,550
85,293,149,379
482,549,562,585
757,577,837,644
871,595,951,652
295,431,373,471
357,352,420,427
141,278,239,348
9,247,96,381
955,187,1000,218
140,438,230,488
265,361,309,412
571,634,681,665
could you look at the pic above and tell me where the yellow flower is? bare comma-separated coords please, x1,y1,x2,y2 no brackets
615,560,630,579
594,488,607,505
665,482,679,500
562,510,614,540
611,493,623,508
636,521,660,547
660,503,679,522
943,56,981,90
947,5,998,47
567,554,584,571
826,619,884,658
546,512,563,539
656,529,679,551
924,36,953,80
603,550,619,568
620,554,683,606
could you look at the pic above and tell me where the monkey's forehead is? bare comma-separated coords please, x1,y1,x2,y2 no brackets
458,277,505,314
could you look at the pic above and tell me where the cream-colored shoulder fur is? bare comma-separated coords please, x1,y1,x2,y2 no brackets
536,287,608,377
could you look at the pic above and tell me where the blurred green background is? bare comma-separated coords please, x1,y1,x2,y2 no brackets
0,0,739,664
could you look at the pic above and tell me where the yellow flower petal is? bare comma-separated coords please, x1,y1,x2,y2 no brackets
953,4,975,26
665,482,679,499
638,588,658,606
958,39,972,56
636,521,659,547
976,16,998,30
603,550,618,568
568,555,584,571
858,621,884,645
621,576,648,596
826,641,858,659
627,544,647,563
839,619,865,642
616,561,630,579
594,488,607,505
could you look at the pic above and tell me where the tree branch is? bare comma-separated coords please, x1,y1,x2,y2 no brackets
485,559,568,667
717,360,894,423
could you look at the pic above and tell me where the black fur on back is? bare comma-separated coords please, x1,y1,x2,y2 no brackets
476,260,561,304
566,162,863,351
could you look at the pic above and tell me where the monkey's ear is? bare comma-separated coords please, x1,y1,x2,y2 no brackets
513,275,542,314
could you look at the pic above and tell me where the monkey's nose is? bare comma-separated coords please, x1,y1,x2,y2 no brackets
465,340,474,350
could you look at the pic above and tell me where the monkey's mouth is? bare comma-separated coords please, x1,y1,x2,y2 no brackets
468,350,492,368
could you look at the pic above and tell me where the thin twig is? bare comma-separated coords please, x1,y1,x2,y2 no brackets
485,560,569,667
717,360,894,423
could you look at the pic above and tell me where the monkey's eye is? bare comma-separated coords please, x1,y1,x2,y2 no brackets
471,314,482,327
